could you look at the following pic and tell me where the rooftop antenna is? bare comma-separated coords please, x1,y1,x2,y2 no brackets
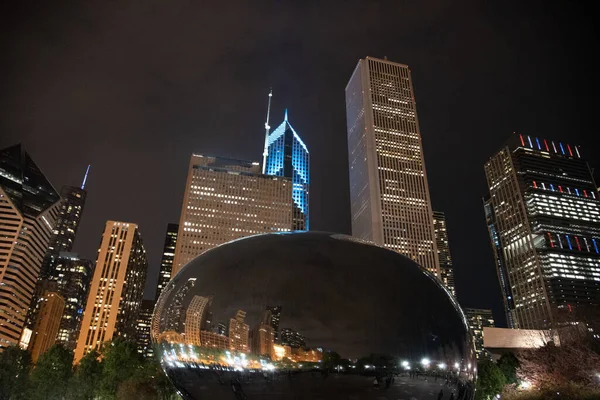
262,88,273,174
81,164,91,190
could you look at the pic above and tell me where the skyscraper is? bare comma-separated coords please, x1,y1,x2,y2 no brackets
40,168,89,279
345,57,440,276
264,305,282,342
155,223,178,301
184,295,211,346
0,144,61,350
136,299,155,358
74,221,148,362
464,308,495,361
263,109,310,231
229,310,249,353
29,290,65,363
52,253,94,350
484,133,600,329
172,154,293,275
433,211,456,296
280,328,306,349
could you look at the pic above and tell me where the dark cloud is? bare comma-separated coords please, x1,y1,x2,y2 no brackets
1,0,596,326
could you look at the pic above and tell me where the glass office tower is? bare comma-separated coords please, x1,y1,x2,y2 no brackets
264,111,310,231
484,133,600,329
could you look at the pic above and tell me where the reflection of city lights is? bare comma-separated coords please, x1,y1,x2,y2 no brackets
401,360,409,368
454,362,460,370
468,363,472,370
438,363,446,369
520,380,532,390
421,358,430,367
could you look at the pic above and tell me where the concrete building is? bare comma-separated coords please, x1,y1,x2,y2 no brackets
74,221,148,362
464,308,495,361
433,211,456,296
484,133,600,329
184,295,211,346
345,57,439,276
172,155,293,275
229,310,249,353
252,322,274,358
0,144,61,350
29,290,65,362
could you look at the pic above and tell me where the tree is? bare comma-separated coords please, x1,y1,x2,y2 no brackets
98,338,144,399
475,360,506,400
28,344,73,400
322,351,341,369
497,352,519,385
0,345,32,400
69,349,102,400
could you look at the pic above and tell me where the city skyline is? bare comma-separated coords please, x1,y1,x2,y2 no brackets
2,2,597,330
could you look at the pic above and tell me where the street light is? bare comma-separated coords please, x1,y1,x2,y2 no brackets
421,358,430,367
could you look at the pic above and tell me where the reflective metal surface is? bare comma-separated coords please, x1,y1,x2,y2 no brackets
153,232,476,399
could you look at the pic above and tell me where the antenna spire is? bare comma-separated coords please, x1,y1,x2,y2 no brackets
81,165,91,190
262,88,273,174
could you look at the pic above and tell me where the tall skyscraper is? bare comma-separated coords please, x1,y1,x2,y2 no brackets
74,221,148,362
136,299,155,358
40,168,89,279
29,290,65,363
172,155,293,275
345,57,440,276
280,328,306,349
53,253,94,350
464,308,495,361
263,109,310,231
264,305,282,342
0,144,62,350
433,211,456,296
229,310,249,353
252,322,274,358
484,133,600,329
155,223,178,301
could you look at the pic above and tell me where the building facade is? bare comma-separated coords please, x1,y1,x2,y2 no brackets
136,299,155,358
39,182,88,280
464,308,495,361
280,327,306,349
74,221,148,362
433,211,456,296
0,144,62,350
29,290,65,363
484,134,600,329
172,155,293,275
345,57,440,276
229,310,249,353
53,253,94,350
155,223,178,301
264,111,310,231
184,295,211,346
251,322,274,358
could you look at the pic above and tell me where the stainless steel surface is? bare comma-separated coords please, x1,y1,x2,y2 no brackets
153,232,476,399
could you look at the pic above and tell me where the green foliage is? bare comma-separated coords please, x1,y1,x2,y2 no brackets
476,360,506,400
322,351,341,369
69,349,102,400
28,344,74,400
0,345,32,400
98,338,144,399
497,352,520,385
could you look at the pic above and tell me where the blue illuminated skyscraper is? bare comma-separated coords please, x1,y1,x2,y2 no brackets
264,109,310,231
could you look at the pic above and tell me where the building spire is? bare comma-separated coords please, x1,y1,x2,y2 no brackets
262,88,273,174
284,108,288,122
81,165,91,190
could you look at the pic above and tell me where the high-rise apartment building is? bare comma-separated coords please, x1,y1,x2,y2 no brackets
0,144,61,350
53,253,94,350
464,308,495,361
280,328,306,349
29,290,65,363
136,299,155,358
264,110,310,231
345,57,439,276
484,133,600,329
172,155,293,275
264,305,282,342
433,211,456,296
252,323,274,358
155,223,178,301
74,221,148,362
229,310,249,353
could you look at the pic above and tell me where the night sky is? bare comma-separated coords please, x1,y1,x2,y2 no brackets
1,1,596,327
